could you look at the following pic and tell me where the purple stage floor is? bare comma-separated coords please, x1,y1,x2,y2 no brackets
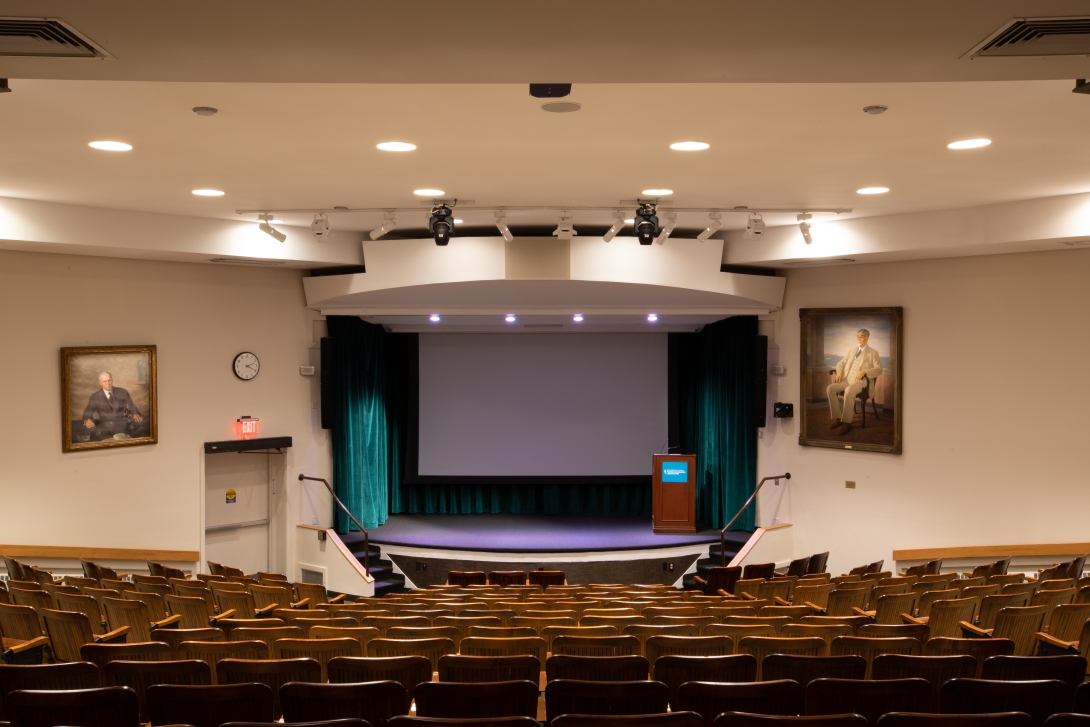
347,514,751,553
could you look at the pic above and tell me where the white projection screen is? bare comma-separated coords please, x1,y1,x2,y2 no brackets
418,333,668,477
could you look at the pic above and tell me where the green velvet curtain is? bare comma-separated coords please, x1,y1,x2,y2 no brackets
675,316,758,530
327,316,407,531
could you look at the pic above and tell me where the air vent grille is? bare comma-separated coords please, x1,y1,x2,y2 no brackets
974,17,1090,57
208,257,284,266
0,18,108,58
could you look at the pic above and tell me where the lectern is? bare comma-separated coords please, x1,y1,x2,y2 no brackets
652,453,697,533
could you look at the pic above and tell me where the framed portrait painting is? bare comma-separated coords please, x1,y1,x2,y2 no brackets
61,345,157,452
799,307,902,454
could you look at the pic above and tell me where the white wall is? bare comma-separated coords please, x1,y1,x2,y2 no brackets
756,247,1090,576
0,249,333,574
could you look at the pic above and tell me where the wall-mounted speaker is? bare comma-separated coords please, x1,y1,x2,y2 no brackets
320,337,334,430
754,335,768,428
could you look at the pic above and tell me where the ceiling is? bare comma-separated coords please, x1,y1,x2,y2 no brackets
3,1,1090,84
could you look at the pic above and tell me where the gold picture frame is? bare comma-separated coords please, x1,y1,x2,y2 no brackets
799,307,903,454
61,345,158,452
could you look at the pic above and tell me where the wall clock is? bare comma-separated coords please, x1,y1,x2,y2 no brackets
233,351,260,380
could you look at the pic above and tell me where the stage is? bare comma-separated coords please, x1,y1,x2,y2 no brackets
340,514,753,592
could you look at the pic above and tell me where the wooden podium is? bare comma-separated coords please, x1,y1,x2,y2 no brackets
652,453,697,533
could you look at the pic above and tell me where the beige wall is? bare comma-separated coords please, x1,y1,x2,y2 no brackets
0,250,332,572
757,248,1090,576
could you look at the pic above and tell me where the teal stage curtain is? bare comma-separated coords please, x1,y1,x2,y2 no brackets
327,316,406,531
675,316,758,530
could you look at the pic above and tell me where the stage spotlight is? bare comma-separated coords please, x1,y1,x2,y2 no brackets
257,214,286,242
310,213,334,241
429,205,455,246
553,212,577,240
742,213,766,240
654,211,677,245
603,210,625,242
634,203,659,245
368,212,396,241
696,212,723,242
494,212,514,242
798,213,813,244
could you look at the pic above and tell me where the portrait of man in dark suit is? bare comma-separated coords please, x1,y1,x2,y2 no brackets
62,345,157,452
81,371,149,440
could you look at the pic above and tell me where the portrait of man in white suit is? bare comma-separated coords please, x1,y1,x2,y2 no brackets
825,328,883,435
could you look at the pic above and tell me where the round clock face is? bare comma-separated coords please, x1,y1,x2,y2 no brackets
233,352,260,380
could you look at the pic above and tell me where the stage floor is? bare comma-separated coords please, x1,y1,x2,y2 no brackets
348,513,750,553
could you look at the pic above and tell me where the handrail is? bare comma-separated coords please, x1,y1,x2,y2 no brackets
720,472,791,566
298,474,369,572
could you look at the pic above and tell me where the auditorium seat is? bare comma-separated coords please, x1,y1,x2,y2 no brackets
148,682,275,727
940,679,1068,726
0,662,100,721
6,685,140,727
806,678,930,725
216,657,321,719
545,679,670,723
329,655,432,704
761,654,867,688
871,654,977,711
106,657,211,722
416,680,540,719
678,679,804,726
280,681,408,727
40,608,129,662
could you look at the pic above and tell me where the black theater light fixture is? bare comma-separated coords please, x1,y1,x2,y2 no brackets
429,205,454,246
634,204,659,245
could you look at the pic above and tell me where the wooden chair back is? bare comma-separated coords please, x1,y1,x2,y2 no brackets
738,636,825,678
924,637,1016,676
106,658,211,722
829,635,922,678
6,685,140,727
939,677,1068,726
805,677,930,724
216,657,321,719
761,654,867,688
414,679,539,719
0,662,99,721
551,634,638,657
676,679,802,727
990,605,1049,656
328,654,431,704
546,679,670,722
437,654,540,684
280,680,408,727
652,654,757,710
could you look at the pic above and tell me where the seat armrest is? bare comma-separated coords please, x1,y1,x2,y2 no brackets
210,608,237,624
95,626,130,643
773,596,791,606
255,603,278,617
851,607,876,620
151,614,183,630
693,575,707,585
902,614,926,626
290,598,311,609
803,601,826,615
960,621,991,638
329,593,347,604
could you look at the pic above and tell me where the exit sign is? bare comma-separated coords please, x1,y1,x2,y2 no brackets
235,416,260,439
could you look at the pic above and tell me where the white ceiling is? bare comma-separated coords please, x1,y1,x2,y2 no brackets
3,1,1090,83
3,79,1090,237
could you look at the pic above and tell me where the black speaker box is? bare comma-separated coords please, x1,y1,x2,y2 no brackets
320,337,334,430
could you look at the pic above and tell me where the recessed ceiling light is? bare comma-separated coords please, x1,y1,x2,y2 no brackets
947,138,991,150
856,187,889,195
647,314,658,322
573,314,584,322
377,141,416,152
505,314,516,322
541,102,581,113
192,189,225,196
88,141,132,151
430,314,441,322
414,189,445,196
670,141,709,151
642,189,673,196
